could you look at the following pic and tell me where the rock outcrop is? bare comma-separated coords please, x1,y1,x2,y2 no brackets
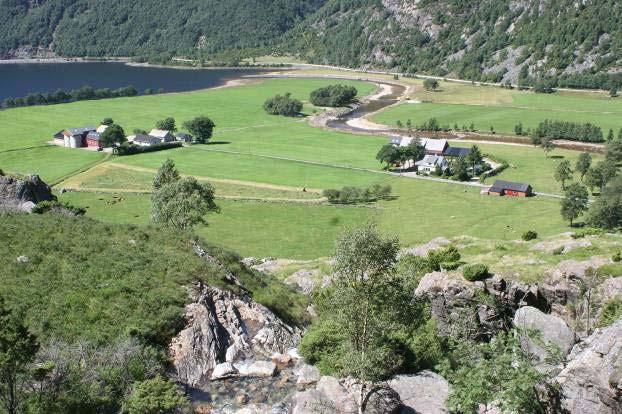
513,306,575,366
552,319,622,414
170,284,302,387
415,271,506,339
0,174,54,212
388,371,450,414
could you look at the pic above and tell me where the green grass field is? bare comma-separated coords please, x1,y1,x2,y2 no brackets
373,80,622,136
59,175,569,259
0,76,595,259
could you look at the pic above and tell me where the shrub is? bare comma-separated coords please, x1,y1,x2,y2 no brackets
552,246,564,255
310,84,358,107
116,141,182,156
263,93,303,116
323,185,392,204
521,230,538,241
613,251,622,263
427,246,461,272
31,200,85,216
598,298,622,327
463,264,489,281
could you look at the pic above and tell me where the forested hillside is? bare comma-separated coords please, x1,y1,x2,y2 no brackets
2,0,622,88
0,0,322,58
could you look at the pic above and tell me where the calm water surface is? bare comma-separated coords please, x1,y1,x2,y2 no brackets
0,62,269,100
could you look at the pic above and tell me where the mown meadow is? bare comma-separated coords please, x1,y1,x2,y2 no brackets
0,76,583,258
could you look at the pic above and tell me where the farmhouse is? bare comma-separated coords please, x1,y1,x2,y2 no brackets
54,126,97,148
415,154,449,174
420,138,448,155
149,129,175,143
131,135,163,147
487,180,533,197
389,136,465,157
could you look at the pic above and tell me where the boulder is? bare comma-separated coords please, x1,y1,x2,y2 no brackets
552,319,622,414
169,283,302,386
513,306,575,363
292,389,330,414
388,371,450,414
296,364,321,386
0,174,54,211
315,376,358,413
285,269,319,295
211,362,238,380
364,386,402,414
235,361,277,378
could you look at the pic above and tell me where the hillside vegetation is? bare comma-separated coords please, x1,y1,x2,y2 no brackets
3,0,622,88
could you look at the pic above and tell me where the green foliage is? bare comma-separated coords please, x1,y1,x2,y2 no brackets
442,332,547,414
323,184,392,204
561,183,589,226
0,297,39,414
588,175,622,229
452,156,470,181
263,93,303,116
613,251,622,262
575,152,592,181
423,79,439,91
116,141,183,156
101,117,114,126
299,318,347,375
1,85,139,108
521,230,538,241
534,119,604,143
183,116,216,144
155,117,176,132
31,200,85,216
126,375,189,414
598,298,622,327
554,159,574,190
100,123,127,147
151,177,218,229
309,84,358,107
462,264,489,282
152,159,180,190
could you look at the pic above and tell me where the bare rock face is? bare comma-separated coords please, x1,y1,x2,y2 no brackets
513,306,575,365
0,174,54,211
552,319,622,414
415,272,505,339
169,284,302,387
388,371,450,414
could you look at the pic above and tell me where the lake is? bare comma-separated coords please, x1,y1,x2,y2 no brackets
0,62,270,100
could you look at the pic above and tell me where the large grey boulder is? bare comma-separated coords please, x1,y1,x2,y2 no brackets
513,306,575,362
169,283,302,387
296,364,321,386
552,319,622,414
234,360,277,378
0,174,54,211
388,371,450,414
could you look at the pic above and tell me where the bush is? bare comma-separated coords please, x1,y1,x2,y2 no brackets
598,298,622,327
463,264,489,281
309,84,358,107
263,93,303,116
323,184,392,204
116,141,182,156
613,251,622,263
31,200,85,216
521,230,538,241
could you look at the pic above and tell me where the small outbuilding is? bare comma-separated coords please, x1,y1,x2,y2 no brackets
487,180,533,197
176,132,193,143
85,131,104,149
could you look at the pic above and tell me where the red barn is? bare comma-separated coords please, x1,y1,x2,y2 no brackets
488,180,533,197
86,131,104,149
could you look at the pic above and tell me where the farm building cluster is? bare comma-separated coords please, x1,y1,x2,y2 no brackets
53,125,192,150
389,136,471,173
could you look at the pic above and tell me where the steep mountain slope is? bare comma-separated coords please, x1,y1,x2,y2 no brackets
291,0,622,88
0,0,324,57
2,0,622,88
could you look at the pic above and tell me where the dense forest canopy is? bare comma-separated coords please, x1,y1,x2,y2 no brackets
2,0,622,88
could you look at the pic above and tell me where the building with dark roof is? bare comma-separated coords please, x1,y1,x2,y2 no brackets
487,180,533,197
86,131,104,149
443,147,471,158
132,135,163,147
176,132,193,143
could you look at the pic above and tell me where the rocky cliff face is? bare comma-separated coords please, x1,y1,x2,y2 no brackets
553,319,622,414
170,283,303,387
0,174,55,212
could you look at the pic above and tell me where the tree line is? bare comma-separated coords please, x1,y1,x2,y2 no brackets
1,85,139,109
532,119,605,144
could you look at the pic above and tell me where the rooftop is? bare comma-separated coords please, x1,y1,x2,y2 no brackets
490,180,531,193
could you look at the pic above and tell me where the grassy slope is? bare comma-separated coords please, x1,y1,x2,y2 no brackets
372,81,622,135
0,213,309,345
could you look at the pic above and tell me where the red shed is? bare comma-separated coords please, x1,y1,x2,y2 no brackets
488,180,533,197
